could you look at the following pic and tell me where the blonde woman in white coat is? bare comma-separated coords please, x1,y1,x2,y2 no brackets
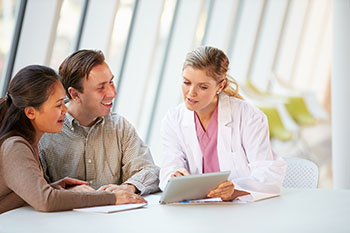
159,46,286,202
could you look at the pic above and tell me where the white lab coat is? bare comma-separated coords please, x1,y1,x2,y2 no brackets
159,93,286,201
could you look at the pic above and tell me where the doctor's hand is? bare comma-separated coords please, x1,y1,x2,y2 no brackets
50,177,89,190
207,180,235,201
113,190,147,205
170,168,190,177
97,184,138,194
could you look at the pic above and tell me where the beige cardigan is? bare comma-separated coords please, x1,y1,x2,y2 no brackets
0,136,115,214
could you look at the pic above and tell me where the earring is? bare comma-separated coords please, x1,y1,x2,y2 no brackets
217,91,220,95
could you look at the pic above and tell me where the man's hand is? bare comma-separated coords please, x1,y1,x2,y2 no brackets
113,190,147,205
170,168,190,177
97,184,138,194
50,177,89,190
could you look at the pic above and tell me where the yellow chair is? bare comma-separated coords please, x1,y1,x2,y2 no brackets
259,106,293,141
246,80,315,126
284,96,315,126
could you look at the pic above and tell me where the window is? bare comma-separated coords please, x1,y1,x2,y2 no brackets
108,0,135,85
50,0,84,70
0,0,19,88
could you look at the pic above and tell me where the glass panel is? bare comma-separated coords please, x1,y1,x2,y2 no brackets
292,0,329,90
274,0,309,86
138,0,177,140
108,0,135,85
249,0,288,91
193,0,210,47
50,0,84,70
229,0,265,84
0,0,19,82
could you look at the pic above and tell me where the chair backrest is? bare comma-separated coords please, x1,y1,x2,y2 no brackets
283,157,319,188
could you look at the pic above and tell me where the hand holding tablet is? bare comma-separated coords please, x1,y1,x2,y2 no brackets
170,168,190,177
160,171,231,204
207,179,235,201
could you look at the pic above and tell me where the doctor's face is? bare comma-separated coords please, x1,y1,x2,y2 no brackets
182,66,222,115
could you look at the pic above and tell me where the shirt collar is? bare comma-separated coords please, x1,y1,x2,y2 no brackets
65,112,105,130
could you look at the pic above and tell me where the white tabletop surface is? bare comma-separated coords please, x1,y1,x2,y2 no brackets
0,188,349,233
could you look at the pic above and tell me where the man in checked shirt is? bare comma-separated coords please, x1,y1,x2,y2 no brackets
39,50,159,203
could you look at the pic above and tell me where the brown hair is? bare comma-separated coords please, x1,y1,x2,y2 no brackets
58,49,105,99
0,65,60,145
182,46,243,99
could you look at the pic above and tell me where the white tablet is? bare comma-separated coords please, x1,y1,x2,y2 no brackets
159,171,230,204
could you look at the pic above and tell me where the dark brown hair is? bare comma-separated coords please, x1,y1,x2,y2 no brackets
0,65,60,145
183,46,243,99
58,49,105,99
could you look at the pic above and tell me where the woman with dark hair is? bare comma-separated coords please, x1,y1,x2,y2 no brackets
159,46,286,202
0,65,145,214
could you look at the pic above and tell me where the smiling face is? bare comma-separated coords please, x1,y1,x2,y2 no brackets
30,81,67,136
182,66,225,116
73,62,116,124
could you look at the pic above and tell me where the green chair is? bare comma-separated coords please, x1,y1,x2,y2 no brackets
259,106,293,141
284,96,315,126
246,80,316,126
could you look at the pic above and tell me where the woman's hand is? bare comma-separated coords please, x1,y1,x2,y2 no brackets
67,184,96,192
170,168,190,177
207,180,235,201
50,177,89,190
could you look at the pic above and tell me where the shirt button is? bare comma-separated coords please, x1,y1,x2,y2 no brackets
87,159,92,163
71,127,74,131
89,180,94,184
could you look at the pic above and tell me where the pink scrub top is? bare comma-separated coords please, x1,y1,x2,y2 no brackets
194,106,220,173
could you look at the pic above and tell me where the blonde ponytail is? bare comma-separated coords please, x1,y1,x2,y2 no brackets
223,74,244,100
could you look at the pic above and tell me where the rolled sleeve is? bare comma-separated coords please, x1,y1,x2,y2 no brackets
119,117,160,195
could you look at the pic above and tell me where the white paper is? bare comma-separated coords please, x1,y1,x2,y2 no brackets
73,203,147,213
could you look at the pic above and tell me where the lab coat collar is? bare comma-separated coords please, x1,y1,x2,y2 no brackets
218,93,233,127
217,93,235,172
182,106,203,173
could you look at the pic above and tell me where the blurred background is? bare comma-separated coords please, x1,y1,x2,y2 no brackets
0,0,340,188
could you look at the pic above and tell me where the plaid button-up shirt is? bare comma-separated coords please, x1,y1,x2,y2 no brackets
39,112,159,195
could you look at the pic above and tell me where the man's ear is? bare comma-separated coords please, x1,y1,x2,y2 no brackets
24,106,37,120
68,87,81,103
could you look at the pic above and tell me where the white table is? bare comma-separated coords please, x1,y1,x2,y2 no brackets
0,188,349,233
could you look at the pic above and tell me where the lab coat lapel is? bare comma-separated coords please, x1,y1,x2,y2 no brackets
182,107,203,174
217,94,234,172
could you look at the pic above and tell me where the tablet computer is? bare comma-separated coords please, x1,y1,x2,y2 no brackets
159,171,230,204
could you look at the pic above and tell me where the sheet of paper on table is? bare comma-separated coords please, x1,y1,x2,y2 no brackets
73,203,147,213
